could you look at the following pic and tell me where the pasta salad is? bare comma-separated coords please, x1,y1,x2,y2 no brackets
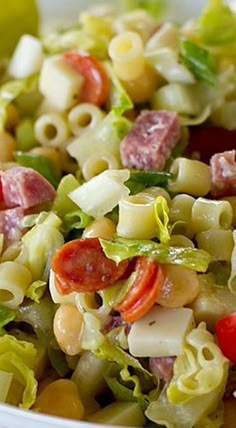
0,0,236,427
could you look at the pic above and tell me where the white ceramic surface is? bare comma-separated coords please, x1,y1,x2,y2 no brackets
0,0,208,427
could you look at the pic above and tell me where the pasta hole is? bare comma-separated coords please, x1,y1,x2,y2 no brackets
0,289,14,303
128,195,154,205
44,124,58,140
201,346,215,361
219,210,232,228
116,39,133,55
85,159,109,180
77,113,92,128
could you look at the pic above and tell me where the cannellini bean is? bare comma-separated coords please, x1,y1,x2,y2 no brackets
53,303,84,356
82,217,116,240
34,379,84,420
157,264,200,308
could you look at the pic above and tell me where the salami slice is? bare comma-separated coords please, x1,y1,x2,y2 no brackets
1,166,56,209
0,207,24,245
149,356,175,383
120,110,180,171
52,237,129,294
210,150,236,197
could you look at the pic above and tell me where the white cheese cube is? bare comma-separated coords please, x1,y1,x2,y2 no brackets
69,169,130,218
8,35,44,78
128,305,194,357
39,55,84,111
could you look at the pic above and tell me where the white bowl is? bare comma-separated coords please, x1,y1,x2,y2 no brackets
0,1,207,427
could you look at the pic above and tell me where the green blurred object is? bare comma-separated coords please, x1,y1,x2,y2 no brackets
16,118,37,151
0,0,39,58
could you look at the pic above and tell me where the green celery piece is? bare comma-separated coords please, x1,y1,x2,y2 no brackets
52,174,80,219
14,151,60,189
100,238,211,272
121,0,164,18
0,0,39,58
197,0,236,46
16,118,37,151
0,305,15,336
181,40,216,86
125,170,172,195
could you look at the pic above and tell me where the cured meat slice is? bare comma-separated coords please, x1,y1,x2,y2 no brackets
1,167,56,209
210,150,236,197
149,356,175,383
0,207,24,245
120,110,180,170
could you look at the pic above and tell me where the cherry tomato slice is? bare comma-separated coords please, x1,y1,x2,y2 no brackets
52,237,129,294
215,312,236,363
64,51,109,106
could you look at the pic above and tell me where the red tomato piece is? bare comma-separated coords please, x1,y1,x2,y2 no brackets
215,313,236,363
116,258,164,323
63,51,109,106
52,237,129,294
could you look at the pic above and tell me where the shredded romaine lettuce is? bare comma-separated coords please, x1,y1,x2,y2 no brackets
100,238,211,272
154,196,170,243
180,39,216,85
0,335,37,408
0,306,15,336
25,280,47,304
125,170,172,195
105,62,133,116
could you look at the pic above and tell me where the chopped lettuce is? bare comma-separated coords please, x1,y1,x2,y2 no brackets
42,29,108,60
197,0,236,47
181,40,216,86
63,209,92,232
0,73,38,131
125,170,172,194
25,280,47,304
0,0,39,58
106,62,133,116
15,118,37,151
94,338,158,408
145,323,229,428
154,196,170,243
0,335,37,408
100,238,211,272
52,174,80,219
0,306,15,336
14,151,60,188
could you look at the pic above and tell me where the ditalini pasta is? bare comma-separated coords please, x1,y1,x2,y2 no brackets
0,1,236,427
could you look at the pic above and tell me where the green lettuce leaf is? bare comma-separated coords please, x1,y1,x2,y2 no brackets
100,238,211,272
181,39,216,85
125,170,172,194
15,118,37,151
0,0,39,58
0,73,38,131
25,280,47,304
0,306,15,336
14,151,60,188
52,174,80,219
154,196,170,243
0,334,37,408
63,209,92,232
106,62,133,116
94,338,158,408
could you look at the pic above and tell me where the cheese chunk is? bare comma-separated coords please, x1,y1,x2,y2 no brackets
69,169,130,218
8,35,44,78
39,55,84,111
128,305,194,357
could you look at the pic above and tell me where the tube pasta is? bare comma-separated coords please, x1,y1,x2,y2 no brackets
68,103,104,137
82,153,120,181
34,112,70,148
108,31,145,81
168,158,211,197
169,194,195,238
113,10,157,42
140,186,171,205
191,198,233,234
75,292,111,326
0,261,32,309
223,196,236,227
196,229,234,262
49,270,77,305
121,63,160,104
117,193,156,239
